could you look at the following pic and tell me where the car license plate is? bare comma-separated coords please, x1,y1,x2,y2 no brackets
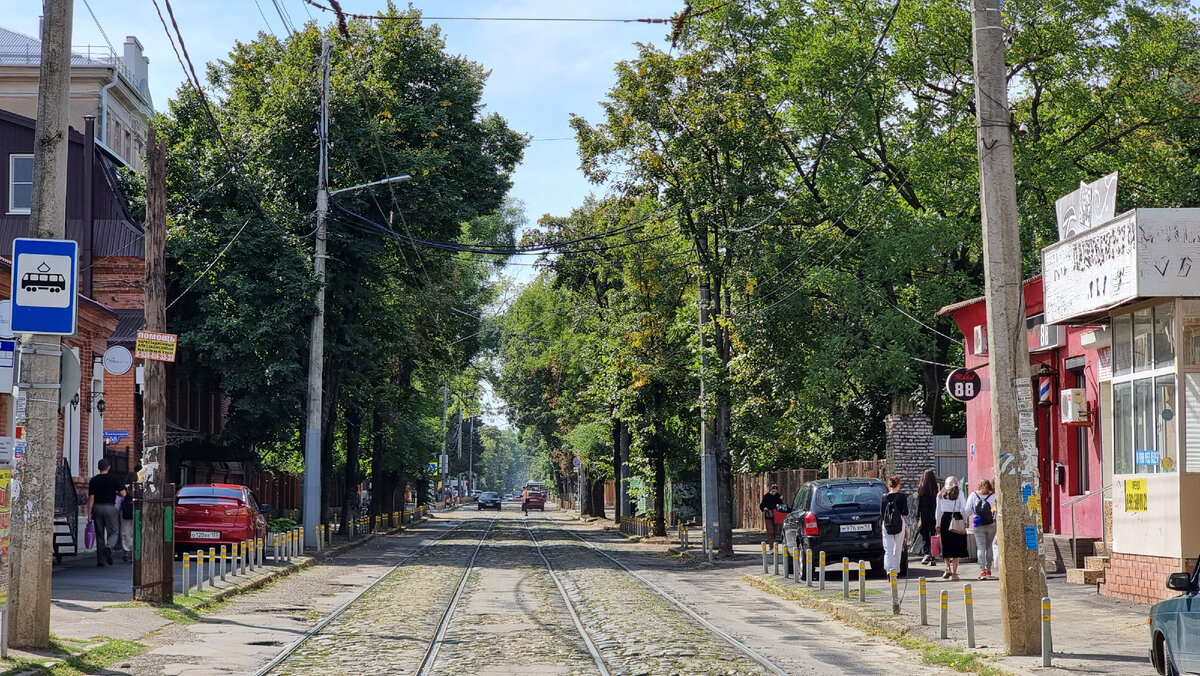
190,531,220,539
840,524,872,533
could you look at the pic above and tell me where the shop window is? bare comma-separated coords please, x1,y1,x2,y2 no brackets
1111,374,1177,475
1182,300,1200,366
1113,314,1132,376
1114,382,1132,474
1133,307,1152,372
1154,302,1175,369
8,154,32,214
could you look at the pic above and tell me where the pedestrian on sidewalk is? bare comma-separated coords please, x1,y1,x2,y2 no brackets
118,467,139,562
880,476,908,574
934,475,968,581
759,483,784,547
916,469,939,566
86,458,127,567
965,479,997,579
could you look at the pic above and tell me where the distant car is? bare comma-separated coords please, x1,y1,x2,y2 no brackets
477,492,502,510
471,489,482,498
1149,551,1200,675
781,478,906,578
522,492,546,512
174,484,269,555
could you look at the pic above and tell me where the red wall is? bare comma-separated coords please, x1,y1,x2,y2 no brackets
945,278,1103,538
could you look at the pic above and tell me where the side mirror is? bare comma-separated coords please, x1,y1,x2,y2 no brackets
261,504,272,515
1166,572,1193,592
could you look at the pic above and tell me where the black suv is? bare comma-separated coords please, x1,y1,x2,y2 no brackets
782,478,907,578
477,492,502,510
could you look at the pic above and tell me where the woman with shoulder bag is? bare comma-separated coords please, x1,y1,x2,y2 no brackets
916,469,939,566
760,484,784,548
934,476,969,580
965,479,997,580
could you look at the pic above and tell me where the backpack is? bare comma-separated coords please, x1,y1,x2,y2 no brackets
883,495,904,535
973,493,994,526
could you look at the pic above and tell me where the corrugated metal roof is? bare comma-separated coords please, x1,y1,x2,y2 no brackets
0,27,109,67
110,309,144,345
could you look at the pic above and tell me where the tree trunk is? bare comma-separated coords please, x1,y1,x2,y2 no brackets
340,406,361,536
612,419,622,524
653,431,667,537
370,401,386,519
584,465,606,518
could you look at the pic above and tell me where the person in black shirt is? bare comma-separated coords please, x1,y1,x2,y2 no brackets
916,469,939,565
759,484,784,547
880,476,909,574
86,459,126,567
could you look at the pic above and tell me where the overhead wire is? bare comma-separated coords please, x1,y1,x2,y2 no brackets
299,0,672,24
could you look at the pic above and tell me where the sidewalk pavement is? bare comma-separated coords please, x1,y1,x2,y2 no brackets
721,538,1150,676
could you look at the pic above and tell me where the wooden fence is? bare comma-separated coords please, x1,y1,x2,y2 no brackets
826,455,887,480
733,469,819,529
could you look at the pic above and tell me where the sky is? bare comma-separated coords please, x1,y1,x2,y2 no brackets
0,0,681,240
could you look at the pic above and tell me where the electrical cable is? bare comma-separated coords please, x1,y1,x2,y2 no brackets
299,0,671,24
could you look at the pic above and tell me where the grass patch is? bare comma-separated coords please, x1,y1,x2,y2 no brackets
1,637,145,676
744,574,1010,675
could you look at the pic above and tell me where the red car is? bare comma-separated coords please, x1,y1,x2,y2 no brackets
522,491,545,512
174,484,269,554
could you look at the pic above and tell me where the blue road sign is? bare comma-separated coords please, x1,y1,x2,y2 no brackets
11,238,78,336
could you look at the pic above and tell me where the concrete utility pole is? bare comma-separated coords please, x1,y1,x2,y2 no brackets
440,380,449,496
467,415,473,493
137,124,171,602
971,0,1048,654
698,280,718,552
8,0,71,649
303,38,331,548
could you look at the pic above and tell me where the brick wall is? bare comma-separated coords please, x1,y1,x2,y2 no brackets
1100,551,1191,604
885,413,934,492
91,256,145,310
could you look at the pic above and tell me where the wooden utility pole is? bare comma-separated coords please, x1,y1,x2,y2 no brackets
137,124,171,602
971,0,1047,654
7,0,72,649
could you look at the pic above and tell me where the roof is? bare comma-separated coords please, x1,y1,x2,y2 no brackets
807,478,885,486
0,27,110,67
109,309,144,346
936,275,1043,317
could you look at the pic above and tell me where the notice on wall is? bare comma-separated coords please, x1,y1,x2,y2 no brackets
0,469,11,605
1124,479,1148,512
135,331,177,363
1023,526,1039,550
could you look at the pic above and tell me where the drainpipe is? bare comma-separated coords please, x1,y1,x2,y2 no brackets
99,70,118,148
82,115,95,296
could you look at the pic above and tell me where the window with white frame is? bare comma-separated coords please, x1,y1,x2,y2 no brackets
1111,301,1176,474
8,154,32,214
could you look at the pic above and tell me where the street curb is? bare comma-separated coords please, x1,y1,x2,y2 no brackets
188,518,428,610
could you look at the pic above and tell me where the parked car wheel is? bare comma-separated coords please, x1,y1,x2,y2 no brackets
1162,635,1180,676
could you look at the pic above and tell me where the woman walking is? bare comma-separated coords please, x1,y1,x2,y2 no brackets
880,477,908,574
916,469,939,566
965,479,998,579
935,476,969,580
760,484,784,548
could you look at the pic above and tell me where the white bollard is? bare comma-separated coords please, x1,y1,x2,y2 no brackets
919,577,928,625
964,584,975,648
1042,597,1052,666
939,590,948,639
819,551,827,590
805,549,813,587
208,547,217,588
842,558,850,599
761,542,769,574
182,554,190,597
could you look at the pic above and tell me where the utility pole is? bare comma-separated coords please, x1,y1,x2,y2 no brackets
8,0,71,649
302,38,331,548
467,415,474,494
440,379,449,498
137,124,171,602
971,0,1047,655
698,280,718,553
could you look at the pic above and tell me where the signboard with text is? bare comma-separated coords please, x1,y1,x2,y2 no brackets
11,238,78,335
135,331,177,362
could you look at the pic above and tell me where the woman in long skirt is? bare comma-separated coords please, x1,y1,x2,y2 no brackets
934,476,969,580
916,469,939,565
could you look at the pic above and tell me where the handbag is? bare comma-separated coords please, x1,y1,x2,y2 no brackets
84,520,96,549
950,511,967,534
930,534,942,559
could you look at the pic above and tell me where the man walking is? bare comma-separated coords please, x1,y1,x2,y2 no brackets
86,458,126,567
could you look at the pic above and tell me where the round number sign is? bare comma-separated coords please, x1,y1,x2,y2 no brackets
946,368,982,402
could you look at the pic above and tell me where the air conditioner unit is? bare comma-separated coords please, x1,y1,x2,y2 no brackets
973,325,988,356
1061,388,1088,424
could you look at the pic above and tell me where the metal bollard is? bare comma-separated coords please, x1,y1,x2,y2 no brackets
761,542,769,574
240,541,247,575
964,584,975,648
219,545,228,582
793,549,801,583
296,527,303,554
890,571,899,614
939,590,948,639
273,534,280,563
1042,596,1052,666
919,577,928,625
257,537,264,568
208,547,217,588
858,561,866,601
182,554,190,597
196,550,205,590
805,549,813,587
774,543,780,575
819,551,827,590
842,557,849,599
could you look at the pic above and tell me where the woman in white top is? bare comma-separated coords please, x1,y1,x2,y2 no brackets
965,479,998,579
934,476,969,580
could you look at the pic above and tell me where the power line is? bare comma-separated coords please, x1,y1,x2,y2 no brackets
299,0,671,24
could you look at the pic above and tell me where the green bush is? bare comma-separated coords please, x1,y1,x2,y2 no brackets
268,517,298,533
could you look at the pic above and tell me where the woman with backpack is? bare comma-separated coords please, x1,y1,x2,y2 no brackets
915,469,939,566
935,475,969,580
965,479,997,579
880,476,909,574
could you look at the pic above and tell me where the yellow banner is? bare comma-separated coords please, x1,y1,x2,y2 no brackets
1125,479,1148,512
135,331,178,362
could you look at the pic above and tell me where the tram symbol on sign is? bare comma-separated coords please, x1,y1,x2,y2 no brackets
20,262,66,293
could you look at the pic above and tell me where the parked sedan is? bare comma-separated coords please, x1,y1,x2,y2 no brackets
522,491,546,512
1150,551,1200,675
174,484,269,555
781,478,906,578
477,492,502,510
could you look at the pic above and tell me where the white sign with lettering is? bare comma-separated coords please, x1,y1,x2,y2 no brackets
1056,172,1118,240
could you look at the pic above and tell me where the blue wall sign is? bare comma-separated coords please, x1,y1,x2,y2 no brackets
1024,526,1039,550
103,430,130,445
1135,449,1161,466
11,238,78,336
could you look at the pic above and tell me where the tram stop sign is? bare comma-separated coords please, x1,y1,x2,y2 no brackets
946,368,982,402
11,238,78,336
